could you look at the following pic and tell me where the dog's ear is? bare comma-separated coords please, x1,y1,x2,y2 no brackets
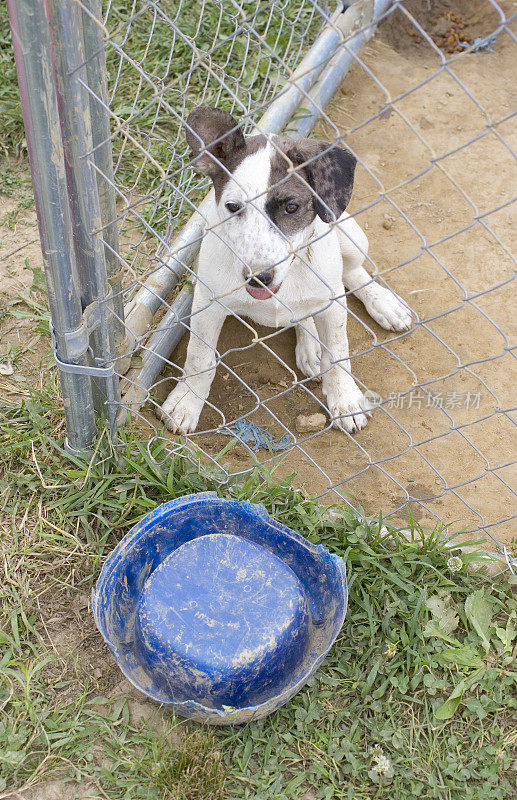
286,139,357,223
185,106,245,177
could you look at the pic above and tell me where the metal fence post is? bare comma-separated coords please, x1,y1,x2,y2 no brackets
80,0,127,368
7,0,97,453
45,0,121,440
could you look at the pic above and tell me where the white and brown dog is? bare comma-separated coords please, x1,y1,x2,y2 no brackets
159,106,412,435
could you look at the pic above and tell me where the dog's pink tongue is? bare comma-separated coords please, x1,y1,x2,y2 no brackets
246,284,280,300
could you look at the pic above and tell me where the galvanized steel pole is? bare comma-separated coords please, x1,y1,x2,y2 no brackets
7,0,97,452
80,0,127,367
45,0,120,439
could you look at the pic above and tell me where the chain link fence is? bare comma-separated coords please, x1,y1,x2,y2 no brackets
8,0,516,570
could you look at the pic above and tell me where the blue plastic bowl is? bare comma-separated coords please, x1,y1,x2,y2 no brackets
93,492,347,725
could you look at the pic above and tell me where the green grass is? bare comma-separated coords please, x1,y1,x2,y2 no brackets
0,387,515,799
0,5,25,157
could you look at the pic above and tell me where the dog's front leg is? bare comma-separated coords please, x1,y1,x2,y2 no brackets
159,297,227,434
336,216,412,332
295,317,322,380
313,296,371,433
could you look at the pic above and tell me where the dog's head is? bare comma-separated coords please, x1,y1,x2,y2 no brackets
185,106,357,299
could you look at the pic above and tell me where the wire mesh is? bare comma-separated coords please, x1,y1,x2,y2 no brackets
30,1,517,567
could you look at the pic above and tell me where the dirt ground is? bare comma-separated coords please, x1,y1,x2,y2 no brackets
1,0,515,555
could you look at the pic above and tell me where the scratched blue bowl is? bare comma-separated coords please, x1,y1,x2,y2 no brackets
93,492,347,725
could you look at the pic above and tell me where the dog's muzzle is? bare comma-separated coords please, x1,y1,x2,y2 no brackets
246,270,281,300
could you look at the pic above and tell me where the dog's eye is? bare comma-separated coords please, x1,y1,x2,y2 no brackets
285,201,299,214
225,201,243,214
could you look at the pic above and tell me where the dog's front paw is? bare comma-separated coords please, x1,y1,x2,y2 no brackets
327,387,372,434
158,384,204,434
364,285,412,332
295,333,322,380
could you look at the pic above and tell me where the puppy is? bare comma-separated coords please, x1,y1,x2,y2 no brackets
159,106,411,435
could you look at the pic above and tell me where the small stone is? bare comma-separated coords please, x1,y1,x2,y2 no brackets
93,668,102,679
382,219,392,230
0,362,14,376
295,413,327,433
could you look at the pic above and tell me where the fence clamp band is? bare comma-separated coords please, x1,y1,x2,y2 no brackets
53,351,115,379
49,318,115,379
50,317,90,360
48,291,116,362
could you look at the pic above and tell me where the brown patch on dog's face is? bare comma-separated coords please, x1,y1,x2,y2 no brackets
285,138,357,224
264,136,357,233
265,138,317,237
185,106,267,201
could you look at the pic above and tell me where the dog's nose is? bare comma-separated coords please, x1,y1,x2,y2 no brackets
248,270,273,288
